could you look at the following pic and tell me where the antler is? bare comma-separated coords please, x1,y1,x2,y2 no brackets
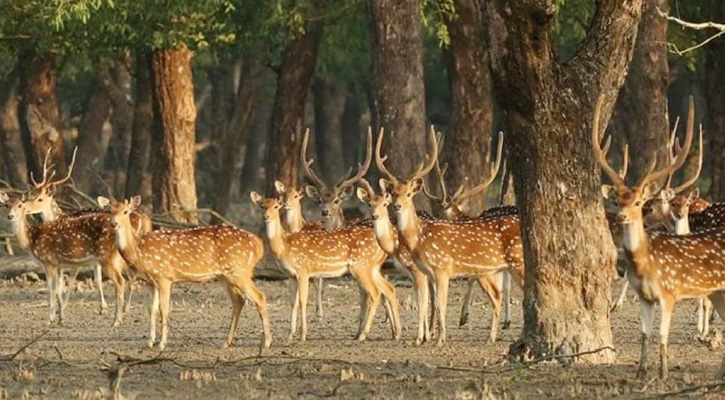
300,128,327,190
358,178,377,199
410,125,440,182
672,124,704,194
637,96,694,189
421,160,449,203
375,127,399,184
456,131,505,203
30,148,56,188
592,96,627,190
335,127,373,191
49,146,78,187
619,144,629,178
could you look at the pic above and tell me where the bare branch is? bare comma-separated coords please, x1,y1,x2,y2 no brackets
657,7,725,55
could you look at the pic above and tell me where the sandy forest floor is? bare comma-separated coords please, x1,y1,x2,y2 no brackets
2,258,725,399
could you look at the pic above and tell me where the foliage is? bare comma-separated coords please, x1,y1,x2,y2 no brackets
553,0,594,61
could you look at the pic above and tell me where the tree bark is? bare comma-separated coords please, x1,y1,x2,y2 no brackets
105,53,135,194
706,1,725,201
610,0,670,185
125,51,153,198
265,25,323,195
312,77,346,182
442,0,494,215
150,45,198,223
240,79,275,194
0,67,27,187
341,82,363,168
17,51,66,179
366,0,427,206
76,63,113,194
213,62,260,219
481,0,642,363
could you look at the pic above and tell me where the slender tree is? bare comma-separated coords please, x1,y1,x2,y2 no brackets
125,51,153,198
481,0,642,362
706,1,725,200
312,77,346,181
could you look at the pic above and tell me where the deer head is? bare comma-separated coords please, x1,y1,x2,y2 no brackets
593,96,694,242
104,196,142,240
24,147,78,220
356,178,396,254
301,127,372,227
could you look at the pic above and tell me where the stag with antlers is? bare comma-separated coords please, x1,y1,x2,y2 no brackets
593,95,725,379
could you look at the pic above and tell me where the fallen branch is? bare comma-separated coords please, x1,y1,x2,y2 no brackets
649,382,725,398
520,345,616,367
0,330,48,361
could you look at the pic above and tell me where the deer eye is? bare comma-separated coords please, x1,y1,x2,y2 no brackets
124,210,129,215
634,200,642,207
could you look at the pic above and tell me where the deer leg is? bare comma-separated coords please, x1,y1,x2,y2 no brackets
298,275,310,342
94,264,108,314
148,285,159,348
158,280,172,350
612,276,629,311
356,285,368,338
477,273,503,344
223,283,246,348
638,299,655,378
45,266,59,324
410,268,429,345
107,259,126,327
62,267,80,310
435,272,450,346
244,280,272,349
374,268,402,340
428,274,437,340
698,297,713,339
357,272,381,341
56,270,66,325
288,279,299,341
659,298,674,380
459,279,475,327
123,266,135,314
315,277,324,320
502,270,512,329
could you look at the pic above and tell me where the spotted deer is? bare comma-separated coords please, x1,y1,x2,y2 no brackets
593,95,725,379
22,148,151,316
356,178,435,345
251,191,402,342
2,193,129,326
421,133,519,330
376,126,524,345
103,196,271,350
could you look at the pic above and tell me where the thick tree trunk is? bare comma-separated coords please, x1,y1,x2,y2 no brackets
106,53,134,194
706,1,725,201
240,81,275,194
312,77,346,181
366,0,427,206
0,67,27,187
442,0,494,215
17,51,66,179
265,25,323,195
213,62,260,219
76,63,113,194
610,0,670,185
150,45,198,223
482,0,642,363
125,51,153,198
341,82,363,168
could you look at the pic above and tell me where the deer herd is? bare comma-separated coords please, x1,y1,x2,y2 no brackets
3,95,725,380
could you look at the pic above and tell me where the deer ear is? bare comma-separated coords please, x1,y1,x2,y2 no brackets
411,179,424,194
341,185,354,200
379,179,390,193
0,192,8,204
600,185,615,199
642,182,659,200
356,187,370,203
97,196,110,208
661,188,675,201
274,180,285,195
129,196,142,209
304,185,319,199
250,191,263,205
688,187,700,201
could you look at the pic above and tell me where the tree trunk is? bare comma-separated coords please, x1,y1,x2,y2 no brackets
610,0,670,185
125,51,153,198
366,0,427,206
0,67,27,187
17,51,66,179
213,62,260,219
706,1,725,201
442,0,494,215
106,53,135,195
76,63,113,194
240,79,275,194
265,25,323,195
312,77,346,182
341,82,363,168
482,0,642,363
150,45,198,223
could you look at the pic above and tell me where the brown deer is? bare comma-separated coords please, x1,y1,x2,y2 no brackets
376,126,524,345
22,148,151,316
593,95,725,379
103,196,271,350
356,178,436,345
251,191,402,342
2,194,129,326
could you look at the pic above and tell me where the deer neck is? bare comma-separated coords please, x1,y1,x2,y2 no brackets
114,217,141,266
11,215,32,250
372,213,397,254
325,213,344,229
284,207,305,233
397,204,421,251
43,200,64,222
674,217,690,235
621,221,652,271
264,215,288,258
